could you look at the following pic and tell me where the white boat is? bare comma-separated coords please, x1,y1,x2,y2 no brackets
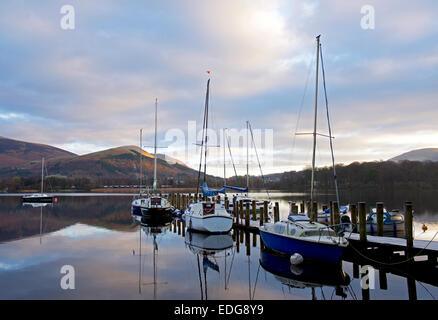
131,99,172,218
184,201,233,233
22,157,53,203
186,78,234,233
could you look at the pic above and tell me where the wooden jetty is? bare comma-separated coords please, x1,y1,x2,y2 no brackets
161,193,438,268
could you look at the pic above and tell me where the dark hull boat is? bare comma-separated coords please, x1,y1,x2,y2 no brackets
22,194,53,203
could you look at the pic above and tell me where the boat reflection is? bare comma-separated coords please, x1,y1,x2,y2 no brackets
185,231,234,299
259,247,351,299
134,214,173,299
22,202,53,244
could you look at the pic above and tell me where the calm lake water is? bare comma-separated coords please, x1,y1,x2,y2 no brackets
0,193,437,300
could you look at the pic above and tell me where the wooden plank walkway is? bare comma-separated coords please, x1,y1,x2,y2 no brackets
345,232,438,252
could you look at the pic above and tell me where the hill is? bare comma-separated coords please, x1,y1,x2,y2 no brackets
389,148,438,162
0,137,198,181
0,136,76,169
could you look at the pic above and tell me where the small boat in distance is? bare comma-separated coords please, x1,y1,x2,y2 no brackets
184,78,233,233
366,208,405,234
22,157,53,203
131,99,172,218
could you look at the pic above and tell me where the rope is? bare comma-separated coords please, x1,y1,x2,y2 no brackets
319,43,340,207
347,229,438,266
248,121,271,201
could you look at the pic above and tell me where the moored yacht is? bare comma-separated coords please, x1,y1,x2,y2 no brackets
131,99,172,218
184,201,233,233
22,157,53,203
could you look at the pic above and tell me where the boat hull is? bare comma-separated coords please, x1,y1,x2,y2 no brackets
131,205,172,217
185,215,233,234
259,229,345,264
22,196,53,203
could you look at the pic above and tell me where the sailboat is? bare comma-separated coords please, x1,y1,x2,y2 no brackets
259,35,348,264
221,123,270,218
259,247,350,298
134,214,173,298
22,157,53,203
131,99,172,218
185,230,233,300
184,78,233,233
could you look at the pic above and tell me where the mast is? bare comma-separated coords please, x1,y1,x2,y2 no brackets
223,128,227,186
310,35,321,219
41,157,44,193
246,120,249,193
203,80,210,184
153,98,158,192
140,129,143,193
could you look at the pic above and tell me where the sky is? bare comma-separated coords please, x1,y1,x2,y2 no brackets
0,0,437,177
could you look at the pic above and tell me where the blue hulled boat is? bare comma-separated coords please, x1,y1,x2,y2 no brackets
259,214,347,264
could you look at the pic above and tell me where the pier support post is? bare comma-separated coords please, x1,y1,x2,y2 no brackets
252,200,257,221
239,200,244,224
225,197,229,211
245,231,250,256
260,206,264,227
300,201,304,214
292,204,298,215
322,204,328,212
333,201,340,231
359,202,367,242
263,201,269,222
311,201,317,222
405,201,413,259
329,201,334,225
233,198,238,224
350,204,358,232
274,202,280,222
377,202,384,236
245,202,250,228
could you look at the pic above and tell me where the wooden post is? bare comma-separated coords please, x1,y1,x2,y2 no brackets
312,201,317,222
182,221,186,237
405,202,413,258
245,231,250,256
245,202,250,228
379,270,388,290
329,201,334,225
225,198,229,212
252,233,257,247
263,201,269,222
239,200,244,223
259,206,264,227
177,220,181,235
300,201,304,214
350,204,358,232
322,204,328,212
274,202,280,222
194,193,198,203
376,202,384,236
359,202,367,242
252,200,257,221
177,193,181,210
216,195,221,204
333,201,340,231
292,204,298,215
233,198,238,224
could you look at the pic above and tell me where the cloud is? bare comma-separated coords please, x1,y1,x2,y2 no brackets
0,0,437,175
